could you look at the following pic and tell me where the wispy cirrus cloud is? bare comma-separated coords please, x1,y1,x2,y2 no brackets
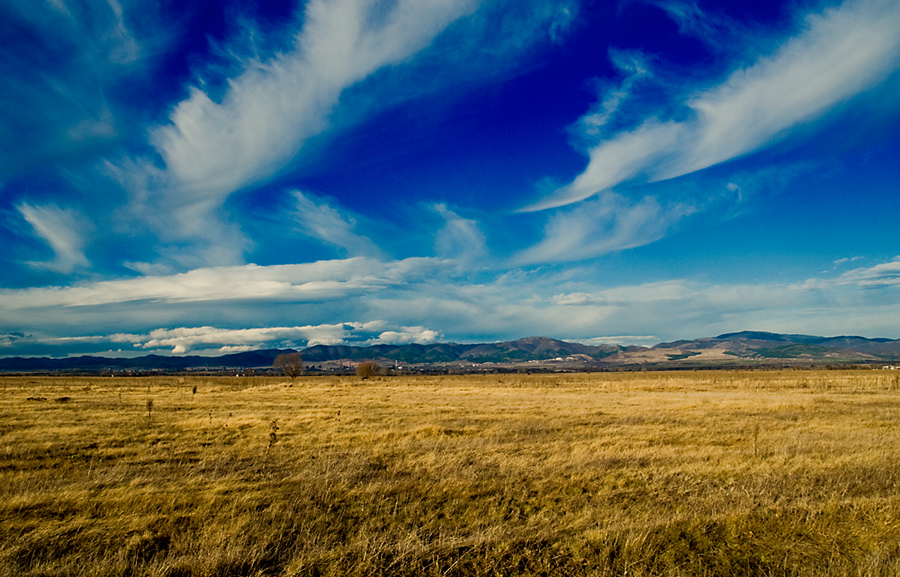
0,0,155,178
833,256,864,267
837,257,900,288
107,0,580,269
568,49,651,147
4,0,581,278
647,0,756,55
528,0,900,211
551,280,694,306
292,191,380,257
127,0,480,255
152,0,480,198
17,203,90,274
794,256,900,290
432,204,487,263
514,192,696,264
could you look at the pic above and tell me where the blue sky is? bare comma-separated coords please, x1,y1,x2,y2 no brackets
2,0,900,357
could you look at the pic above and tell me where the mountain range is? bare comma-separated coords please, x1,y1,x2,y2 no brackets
2,332,900,373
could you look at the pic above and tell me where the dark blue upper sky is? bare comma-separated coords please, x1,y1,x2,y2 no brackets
2,0,900,357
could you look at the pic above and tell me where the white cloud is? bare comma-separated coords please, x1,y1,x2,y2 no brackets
360,269,619,343
101,0,141,64
543,273,900,339
366,326,442,345
550,292,596,306
432,203,486,262
833,256,864,266
17,203,90,274
515,192,696,264
552,280,693,306
570,49,651,145
530,121,683,210
793,256,900,290
32,321,442,354
5,256,900,357
139,0,479,243
133,324,355,352
837,257,900,287
292,191,379,256
123,261,173,276
529,0,900,211
24,0,577,272
0,257,396,310
0,333,25,348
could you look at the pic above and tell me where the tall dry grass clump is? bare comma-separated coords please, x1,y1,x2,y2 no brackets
1,371,900,576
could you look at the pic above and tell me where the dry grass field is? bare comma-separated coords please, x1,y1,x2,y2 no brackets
2,370,900,576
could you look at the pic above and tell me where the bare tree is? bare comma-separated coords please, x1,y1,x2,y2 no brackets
355,361,379,380
273,352,304,379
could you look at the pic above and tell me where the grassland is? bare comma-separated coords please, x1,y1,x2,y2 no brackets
2,370,900,576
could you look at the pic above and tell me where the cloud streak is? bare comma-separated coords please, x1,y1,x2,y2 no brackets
0,258,401,311
836,257,900,288
138,0,479,245
3,255,900,356
30,321,441,355
514,192,696,264
17,203,90,274
292,191,380,257
432,204,487,263
529,0,900,210
0,0,153,178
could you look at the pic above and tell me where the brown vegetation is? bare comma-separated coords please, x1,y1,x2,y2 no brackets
2,370,900,576
355,360,379,379
273,352,304,379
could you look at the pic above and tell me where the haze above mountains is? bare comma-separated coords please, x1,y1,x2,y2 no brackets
2,332,900,373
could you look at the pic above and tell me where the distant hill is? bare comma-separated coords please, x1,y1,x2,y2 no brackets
1,333,899,372
273,337,620,365
0,349,290,372
653,331,900,361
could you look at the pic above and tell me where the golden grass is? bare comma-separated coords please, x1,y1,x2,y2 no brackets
2,370,900,576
